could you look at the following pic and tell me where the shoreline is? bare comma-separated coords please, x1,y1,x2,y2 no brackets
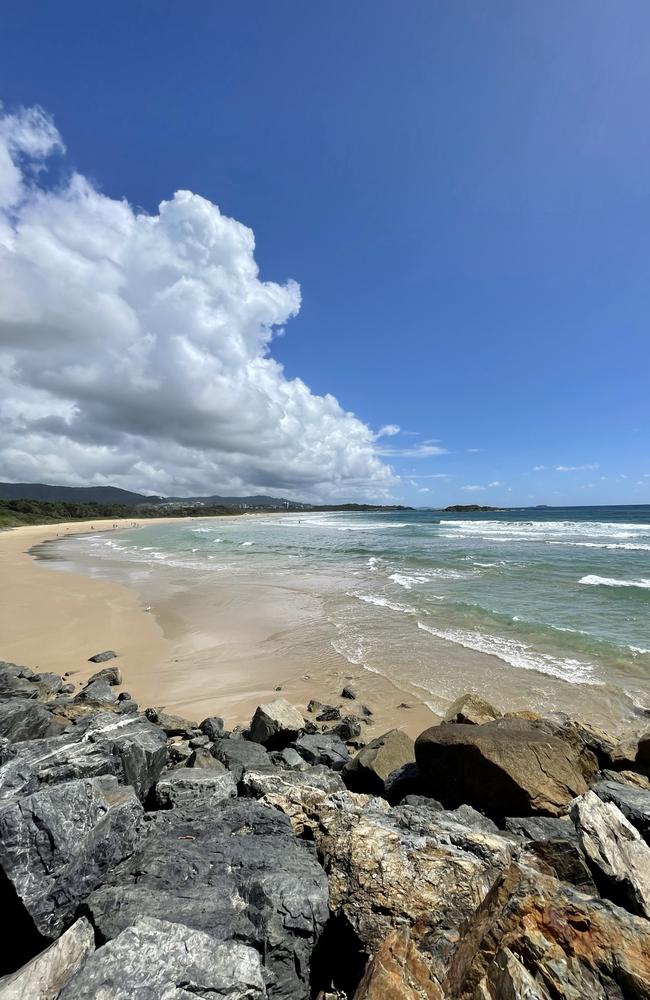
0,517,439,737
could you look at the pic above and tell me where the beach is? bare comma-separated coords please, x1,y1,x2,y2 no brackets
0,516,439,737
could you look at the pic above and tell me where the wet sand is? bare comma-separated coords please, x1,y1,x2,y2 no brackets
0,518,439,737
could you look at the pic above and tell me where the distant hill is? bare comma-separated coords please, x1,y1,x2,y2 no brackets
0,482,409,513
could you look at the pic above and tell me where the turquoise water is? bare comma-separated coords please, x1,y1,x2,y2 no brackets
68,505,650,718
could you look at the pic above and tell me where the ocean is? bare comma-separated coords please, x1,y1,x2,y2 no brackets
57,504,650,724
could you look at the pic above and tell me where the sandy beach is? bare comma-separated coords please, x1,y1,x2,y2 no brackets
0,517,439,737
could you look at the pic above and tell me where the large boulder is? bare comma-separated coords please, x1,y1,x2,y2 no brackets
0,917,94,1000
292,733,351,771
0,712,167,802
154,768,237,809
0,699,67,743
415,718,591,817
443,693,501,726
211,737,271,783
83,798,329,1000
343,729,415,796
591,778,650,843
249,699,305,749
0,775,143,939
571,790,650,919
504,815,595,891
59,917,265,1000
240,766,344,802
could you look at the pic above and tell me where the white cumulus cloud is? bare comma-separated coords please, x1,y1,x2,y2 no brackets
0,104,397,500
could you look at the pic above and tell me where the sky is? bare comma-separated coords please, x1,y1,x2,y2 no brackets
0,1,649,507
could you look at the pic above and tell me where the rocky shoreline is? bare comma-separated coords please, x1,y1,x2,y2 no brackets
0,658,649,998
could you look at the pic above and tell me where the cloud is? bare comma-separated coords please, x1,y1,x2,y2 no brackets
0,104,397,500
554,463,600,472
533,465,546,471
461,480,502,492
418,487,430,493
466,448,482,453
377,440,448,459
377,424,400,438
410,473,449,479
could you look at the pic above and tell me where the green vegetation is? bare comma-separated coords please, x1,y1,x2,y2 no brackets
0,498,241,529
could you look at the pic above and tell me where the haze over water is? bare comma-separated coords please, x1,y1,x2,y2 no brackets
62,505,650,725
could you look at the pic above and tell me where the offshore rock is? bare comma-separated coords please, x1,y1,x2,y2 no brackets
154,767,237,808
0,917,94,1000
59,917,266,1000
443,693,501,726
292,732,351,771
591,778,650,842
249,699,305,749
83,798,329,1000
343,729,415,796
0,775,142,939
415,718,591,817
571,790,650,918
0,712,167,802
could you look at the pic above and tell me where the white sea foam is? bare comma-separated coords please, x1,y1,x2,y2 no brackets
579,575,650,590
630,645,650,655
348,592,415,614
390,572,430,590
442,519,650,544
547,541,650,551
241,541,254,546
416,621,595,684
390,568,474,590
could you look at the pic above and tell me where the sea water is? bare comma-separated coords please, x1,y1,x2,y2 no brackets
61,505,650,720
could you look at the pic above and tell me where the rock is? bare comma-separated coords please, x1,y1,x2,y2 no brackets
504,815,575,839
240,766,344,802
117,698,138,715
249,699,305,748
571,790,650,918
415,718,591,817
333,716,362,741
447,862,650,999
188,749,224,769
155,768,237,808
200,716,225,740
73,679,117,705
316,705,341,722
353,928,441,1000
144,707,196,736
87,650,117,663
343,730,415,796
83,799,329,1000
87,665,122,686
0,917,95,1000
169,741,194,765
0,775,143,939
384,762,423,803
443,692,501,726
307,699,322,714
269,747,310,771
59,683,75,695
591,778,650,842
361,704,373,718
0,699,67,743
504,815,595,891
58,916,265,1000
342,685,357,700
0,712,167,802
211,737,271,783
292,733,351,771
598,767,650,790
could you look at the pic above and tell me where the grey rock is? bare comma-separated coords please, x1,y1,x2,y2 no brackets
240,766,345,800
145,707,196,736
200,716,225,740
87,665,122,686
333,715,361,741
316,705,340,722
59,916,265,1000
211,737,271,782
504,815,576,840
83,799,329,1000
189,749,226,770
249,699,305,749
117,697,138,715
292,733,351,771
505,815,595,891
0,917,95,1000
306,699,322,714
0,775,143,938
155,768,237,808
73,679,117,705
592,779,650,843
0,699,67,743
59,683,75,695
169,742,194,765
269,747,310,771
189,734,211,749
0,712,167,802
384,761,423,803
30,672,64,696
572,790,650,918
343,729,415,796
87,650,117,663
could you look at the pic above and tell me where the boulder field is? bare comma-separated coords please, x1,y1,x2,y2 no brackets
0,666,649,999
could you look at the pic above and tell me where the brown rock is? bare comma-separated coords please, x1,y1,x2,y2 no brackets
444,694,500,727
343,729,415,796
354,929,443,1000
415,718,592,817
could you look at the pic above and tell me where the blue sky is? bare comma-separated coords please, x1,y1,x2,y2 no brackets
0,1,649,505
